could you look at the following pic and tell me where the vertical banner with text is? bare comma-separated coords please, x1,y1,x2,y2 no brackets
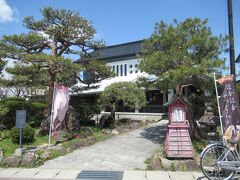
51,84,69,138
218,76,240,133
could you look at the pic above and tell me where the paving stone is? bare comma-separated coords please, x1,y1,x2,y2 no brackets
0,168,21,178
169,171,195,180
146,171,170,180
32,169,61,179
193,172,238,180
40,120,168,170
122,170,146,180
11,168,40,178
0,169,212,180
192,172,208,180
53,170,80,179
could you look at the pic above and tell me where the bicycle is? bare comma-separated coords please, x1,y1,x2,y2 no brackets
200,126,240,180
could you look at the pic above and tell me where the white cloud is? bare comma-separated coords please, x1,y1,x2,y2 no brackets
0,0,14,22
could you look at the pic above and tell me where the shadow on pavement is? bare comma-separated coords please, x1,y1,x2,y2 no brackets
139,123,167,144
196,176,208,180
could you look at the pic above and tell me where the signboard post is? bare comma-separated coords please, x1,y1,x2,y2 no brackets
15,110,26,155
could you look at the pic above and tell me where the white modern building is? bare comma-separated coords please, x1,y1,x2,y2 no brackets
71,40,174,113
0,58,47,98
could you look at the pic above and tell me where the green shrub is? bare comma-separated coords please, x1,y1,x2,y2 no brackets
170,162,176,171
0,97,47,129
28,102,47,127
1,97,25,102
29,95,47,103
0,97,29,129
192,139,207,154
74,104,100,122
10,124,35,144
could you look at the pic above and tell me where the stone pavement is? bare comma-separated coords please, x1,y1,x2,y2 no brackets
40,120,168,170
0,168,209,179
0,120,220,179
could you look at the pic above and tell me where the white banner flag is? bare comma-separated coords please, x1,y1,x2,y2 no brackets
51,84,69,138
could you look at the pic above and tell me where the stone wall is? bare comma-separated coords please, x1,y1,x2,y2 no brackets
93,112,164,122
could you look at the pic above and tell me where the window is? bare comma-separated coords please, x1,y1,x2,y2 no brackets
112,66,115,72
120,65,123,76
129,65,133,68
116,65,119,76
130,70,133,74
135,70,138,73
135,64,138,68
124,64,127,76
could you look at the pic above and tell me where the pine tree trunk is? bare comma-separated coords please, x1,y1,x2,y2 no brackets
176,84,182,96
188,108,201,140
110,102,118,126
39,44,58,134
39,70,56,134
175,84,201,139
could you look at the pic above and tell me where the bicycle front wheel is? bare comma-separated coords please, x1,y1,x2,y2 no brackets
200,144,236,180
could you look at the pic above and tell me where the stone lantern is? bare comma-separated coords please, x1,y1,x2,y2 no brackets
198,108,218,140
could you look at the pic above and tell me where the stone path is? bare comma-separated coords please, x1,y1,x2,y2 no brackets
40,120,168,170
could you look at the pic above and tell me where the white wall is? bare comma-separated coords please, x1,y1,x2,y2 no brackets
107,58,144,77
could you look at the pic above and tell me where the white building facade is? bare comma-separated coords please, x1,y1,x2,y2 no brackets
72,40,173,113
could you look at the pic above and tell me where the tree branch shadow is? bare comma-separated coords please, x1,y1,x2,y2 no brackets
139,122,167,144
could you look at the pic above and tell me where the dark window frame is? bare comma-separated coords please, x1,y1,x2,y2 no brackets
124,64,127,76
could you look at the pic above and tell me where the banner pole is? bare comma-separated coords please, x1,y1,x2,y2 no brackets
213,73,224,135
48,82,57,148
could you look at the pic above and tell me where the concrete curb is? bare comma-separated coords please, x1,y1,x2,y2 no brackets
0,168,209,180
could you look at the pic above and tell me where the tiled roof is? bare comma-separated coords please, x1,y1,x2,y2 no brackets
93,40,143,60
163,95,191,107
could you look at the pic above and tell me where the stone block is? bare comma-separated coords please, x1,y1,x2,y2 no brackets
1,155,22,167
0,168,21,178
14,148,26,156
192,172,208,180
122,171,146,180
11,168,40,178
32,169,61,179
53,170,80,179
146,171,171,180
0,148,3,157
169,171,195,180
21,152,36,167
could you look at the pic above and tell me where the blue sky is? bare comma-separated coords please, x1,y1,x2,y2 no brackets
1,0,240,74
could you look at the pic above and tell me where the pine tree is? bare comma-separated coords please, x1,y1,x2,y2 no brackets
99,82,146,127
0,7,113,133
139,18,226,139
140,18,226,95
